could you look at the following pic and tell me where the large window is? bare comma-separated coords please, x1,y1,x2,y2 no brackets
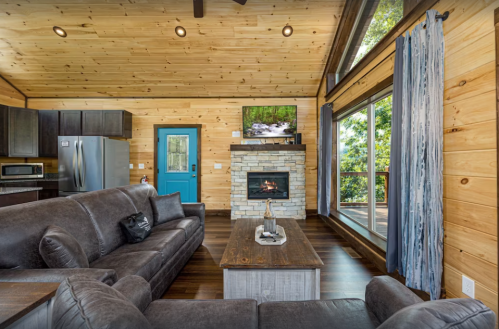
336,0,403,82
338,89,392,238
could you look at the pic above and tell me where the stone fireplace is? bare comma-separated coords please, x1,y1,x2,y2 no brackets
247,172,290,200
230,145,306,220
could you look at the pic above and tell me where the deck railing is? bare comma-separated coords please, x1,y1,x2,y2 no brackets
339,171,389,206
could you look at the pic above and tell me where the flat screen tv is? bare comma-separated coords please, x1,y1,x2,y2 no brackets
242,105,297,138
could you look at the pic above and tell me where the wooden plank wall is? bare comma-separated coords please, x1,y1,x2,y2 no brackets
320,0,498,316
28,98,318,210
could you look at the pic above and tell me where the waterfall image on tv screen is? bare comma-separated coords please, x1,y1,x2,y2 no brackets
242,106,297,138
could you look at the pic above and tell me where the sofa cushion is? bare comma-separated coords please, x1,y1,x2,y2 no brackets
39,225,89,269
0,197,99,269
258,299,379,329
144,299,258,329
112,230,185,264
150,192,185,225
152,217,201,240
377,298,496,329
90,251,162,281
117,184,158,227
52,275,152,329
69,188,137,256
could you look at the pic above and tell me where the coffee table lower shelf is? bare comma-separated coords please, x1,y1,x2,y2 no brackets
223,268,320,304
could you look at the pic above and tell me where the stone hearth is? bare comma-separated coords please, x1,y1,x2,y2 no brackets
230,145,306,220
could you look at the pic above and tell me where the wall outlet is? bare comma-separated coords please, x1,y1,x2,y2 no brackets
214,163,222,169
129,164,133,169
462,275,475,298
138,163,145,169
232,131,241,137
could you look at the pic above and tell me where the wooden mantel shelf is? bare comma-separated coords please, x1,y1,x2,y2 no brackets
230,144,306,151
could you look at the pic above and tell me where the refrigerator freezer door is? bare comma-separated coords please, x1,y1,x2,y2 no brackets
104,139,130,188
79,136,104,192
58,136,80,193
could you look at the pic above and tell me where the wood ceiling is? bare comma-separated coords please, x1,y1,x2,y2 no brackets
0,0,344,98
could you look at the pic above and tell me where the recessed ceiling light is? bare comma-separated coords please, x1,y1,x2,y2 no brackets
53,26,67,38
282,25,293,37
175,26,186,37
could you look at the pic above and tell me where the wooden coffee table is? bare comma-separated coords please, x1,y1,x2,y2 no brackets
220,218,323,304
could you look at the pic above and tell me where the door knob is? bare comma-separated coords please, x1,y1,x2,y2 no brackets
192,174,196,177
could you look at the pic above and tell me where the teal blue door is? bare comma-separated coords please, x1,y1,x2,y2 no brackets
158,128,198,202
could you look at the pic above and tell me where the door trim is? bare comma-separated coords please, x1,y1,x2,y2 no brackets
154,124,202,202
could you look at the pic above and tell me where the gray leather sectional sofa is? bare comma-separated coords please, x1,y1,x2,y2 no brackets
52,274,496,329
0,184,205,299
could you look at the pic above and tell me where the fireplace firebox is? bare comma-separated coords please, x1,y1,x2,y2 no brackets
247,172,289,200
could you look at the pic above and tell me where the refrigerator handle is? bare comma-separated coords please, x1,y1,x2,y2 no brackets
73,141,79,187
80,141,85,187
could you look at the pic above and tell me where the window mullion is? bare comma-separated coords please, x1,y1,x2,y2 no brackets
367,103,375,232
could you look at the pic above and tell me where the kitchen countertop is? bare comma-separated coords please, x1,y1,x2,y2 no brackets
0,187,43,195
0,179,58,183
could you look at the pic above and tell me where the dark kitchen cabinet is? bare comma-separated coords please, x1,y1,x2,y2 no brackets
82,111,104,136
59,110,82,136
0,106,39,158
0,180,59,201
103,110,132,138
0,105,8,156
38,110,60,157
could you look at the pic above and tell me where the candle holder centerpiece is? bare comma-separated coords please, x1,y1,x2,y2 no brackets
255,198,287,245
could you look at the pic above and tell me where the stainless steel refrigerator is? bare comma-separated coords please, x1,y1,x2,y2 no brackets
58,136,130,196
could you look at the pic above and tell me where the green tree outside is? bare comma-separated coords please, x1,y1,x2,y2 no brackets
352,0,403,67
339,95,392,203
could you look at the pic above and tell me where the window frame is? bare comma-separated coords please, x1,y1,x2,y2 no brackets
336,85,393,240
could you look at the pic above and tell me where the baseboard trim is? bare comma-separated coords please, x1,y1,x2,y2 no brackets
206,209,231,217
207,209,318,217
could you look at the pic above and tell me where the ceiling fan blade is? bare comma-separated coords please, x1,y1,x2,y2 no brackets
193,0,203,18
232,0,247,5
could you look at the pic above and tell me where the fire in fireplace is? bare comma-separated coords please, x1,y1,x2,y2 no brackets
247,172,289,200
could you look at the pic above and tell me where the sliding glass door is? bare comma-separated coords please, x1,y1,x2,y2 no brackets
338,91,392,239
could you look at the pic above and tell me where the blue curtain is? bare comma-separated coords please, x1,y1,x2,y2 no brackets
397,10,445,300
318,103,333,216
386,35,405,275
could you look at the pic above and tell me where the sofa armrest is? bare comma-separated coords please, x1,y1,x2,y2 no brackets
365,276,424,324
112,275,152,313
182,203,205,226
0,268,117,286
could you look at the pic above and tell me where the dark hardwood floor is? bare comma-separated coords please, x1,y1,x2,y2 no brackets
162,215,383,300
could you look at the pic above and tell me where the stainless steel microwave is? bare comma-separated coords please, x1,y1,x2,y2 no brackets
0,163,44,180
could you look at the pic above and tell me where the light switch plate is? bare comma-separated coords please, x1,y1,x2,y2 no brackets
214,163,222,169
139,163,145,169
462,275,475,298
232,131,241,137
129,164,133,169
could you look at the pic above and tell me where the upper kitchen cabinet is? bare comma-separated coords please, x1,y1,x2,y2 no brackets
0,105,38,157
103,110,132,138
82,110,103,136
59,110,82,136
62,110,132,138
38,110,59,157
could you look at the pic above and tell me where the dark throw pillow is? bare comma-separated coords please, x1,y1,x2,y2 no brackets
39,225,89,269
149,192,185,225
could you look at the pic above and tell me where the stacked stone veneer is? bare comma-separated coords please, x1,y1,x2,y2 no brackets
231,150,306,220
